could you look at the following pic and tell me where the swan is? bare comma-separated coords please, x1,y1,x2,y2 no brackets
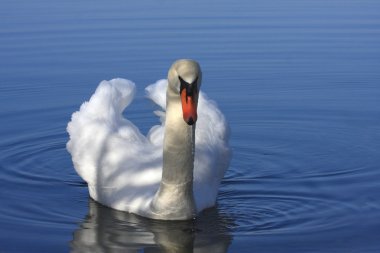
67,59,231,220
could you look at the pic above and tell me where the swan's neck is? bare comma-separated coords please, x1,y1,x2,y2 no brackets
162,105,195,185
150,92,196,220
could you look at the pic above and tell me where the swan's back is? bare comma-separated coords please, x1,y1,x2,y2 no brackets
67,78,230,215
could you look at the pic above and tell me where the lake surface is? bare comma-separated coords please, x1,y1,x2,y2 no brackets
1,0,380,252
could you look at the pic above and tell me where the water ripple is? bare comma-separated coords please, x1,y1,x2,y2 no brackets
0,119,86,229
219,177,360,236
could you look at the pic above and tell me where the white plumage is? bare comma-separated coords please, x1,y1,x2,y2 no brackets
67,76,230,218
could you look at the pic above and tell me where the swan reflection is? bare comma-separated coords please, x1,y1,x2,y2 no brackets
71,199,232,252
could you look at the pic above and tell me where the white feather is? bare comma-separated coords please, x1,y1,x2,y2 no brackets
67,78,231,216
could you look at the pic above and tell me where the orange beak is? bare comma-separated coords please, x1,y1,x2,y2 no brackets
181,88,198,125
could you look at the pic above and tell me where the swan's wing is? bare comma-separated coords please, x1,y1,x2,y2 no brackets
67,78,163,213
194,92,231,211
145,79,167,146
145,79,167,110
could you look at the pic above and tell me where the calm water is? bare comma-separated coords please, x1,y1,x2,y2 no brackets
1,0,380,252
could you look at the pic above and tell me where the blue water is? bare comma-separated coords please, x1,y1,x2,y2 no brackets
1,0,380,252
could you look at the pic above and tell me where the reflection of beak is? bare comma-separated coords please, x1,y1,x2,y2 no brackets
180,82,198,125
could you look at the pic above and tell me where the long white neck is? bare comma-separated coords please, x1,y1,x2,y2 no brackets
149,88,196,220
162,91,195,184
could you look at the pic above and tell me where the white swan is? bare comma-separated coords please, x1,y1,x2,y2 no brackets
67,59,231,220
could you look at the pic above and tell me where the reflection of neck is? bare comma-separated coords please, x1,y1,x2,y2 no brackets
72,199,231,252
150,89,196,220
154,225,194,253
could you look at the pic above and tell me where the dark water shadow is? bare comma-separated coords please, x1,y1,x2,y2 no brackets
70,198,233,253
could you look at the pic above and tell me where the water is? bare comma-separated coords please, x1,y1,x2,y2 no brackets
1,0,380,252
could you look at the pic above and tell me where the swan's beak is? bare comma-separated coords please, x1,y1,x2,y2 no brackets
180,84,198,126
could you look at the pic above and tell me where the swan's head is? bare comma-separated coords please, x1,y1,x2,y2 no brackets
168,59,202,125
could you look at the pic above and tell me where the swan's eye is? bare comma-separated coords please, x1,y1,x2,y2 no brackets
179,76,198,96
191,77,198,91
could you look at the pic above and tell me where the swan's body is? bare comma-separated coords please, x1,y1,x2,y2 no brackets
67,60,230,220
